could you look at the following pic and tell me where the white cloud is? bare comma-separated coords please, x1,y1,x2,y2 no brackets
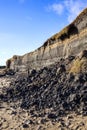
46,0,87,23
52,4,64,15
64,0,87,23
47,3,64,15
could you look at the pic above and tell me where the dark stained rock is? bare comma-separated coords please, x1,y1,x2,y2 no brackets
23,124,29,128
80,50,87,59
6,69,15,76
48,113,57,119
68,55,75,61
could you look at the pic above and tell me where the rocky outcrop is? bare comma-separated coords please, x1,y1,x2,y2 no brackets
6,8,87,72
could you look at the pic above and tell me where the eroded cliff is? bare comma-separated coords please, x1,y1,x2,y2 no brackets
6,8,87,72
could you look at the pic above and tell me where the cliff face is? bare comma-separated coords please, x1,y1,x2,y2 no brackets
7,8,87,72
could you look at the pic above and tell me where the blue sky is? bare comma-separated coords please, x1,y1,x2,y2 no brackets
0,0,87,65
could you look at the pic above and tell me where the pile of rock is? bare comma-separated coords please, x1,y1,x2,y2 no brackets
0,55,87,121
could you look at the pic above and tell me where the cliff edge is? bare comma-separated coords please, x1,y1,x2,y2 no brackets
6,8,87,72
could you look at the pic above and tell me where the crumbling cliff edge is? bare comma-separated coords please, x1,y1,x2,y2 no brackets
6,8,87,72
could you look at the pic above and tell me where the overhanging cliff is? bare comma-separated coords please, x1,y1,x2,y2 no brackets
6,8,87,72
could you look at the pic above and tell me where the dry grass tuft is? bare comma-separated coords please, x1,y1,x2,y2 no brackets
70,57,87,74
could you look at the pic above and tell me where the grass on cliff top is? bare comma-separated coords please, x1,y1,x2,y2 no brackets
52,25,69,39
70,58,87,74
51,8,87,40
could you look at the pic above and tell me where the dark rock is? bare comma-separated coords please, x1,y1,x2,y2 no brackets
80,50,87,59
30,69,37,75
0,123,2,127
11,111,17,115
48,113,57,119
68,55,75,61
23,124,29,128
0,66,6,69
56,65,66,74
6,69,15,76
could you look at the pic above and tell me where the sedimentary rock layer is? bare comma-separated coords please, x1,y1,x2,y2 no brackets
6,8,87,71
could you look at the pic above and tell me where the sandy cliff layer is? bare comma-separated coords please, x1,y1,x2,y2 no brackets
6,8,87,72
